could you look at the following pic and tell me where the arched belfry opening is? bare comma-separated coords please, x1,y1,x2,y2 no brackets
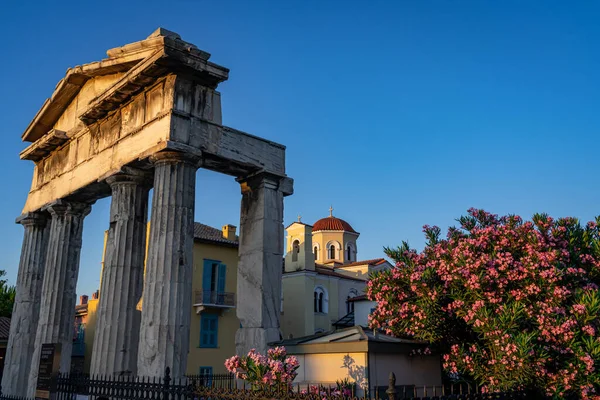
4,28,294,397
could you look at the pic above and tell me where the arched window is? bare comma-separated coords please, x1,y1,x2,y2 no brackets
346,296,355,314
346,242,356,262
314,246,318,260
314,286,328,314
326,241,340,261
292,240,300,262
346,288,359,314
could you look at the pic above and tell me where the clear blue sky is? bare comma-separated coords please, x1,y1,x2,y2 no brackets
0,1,599,298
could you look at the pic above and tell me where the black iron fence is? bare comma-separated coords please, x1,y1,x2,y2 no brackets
185,373,234,389
0,370,543,400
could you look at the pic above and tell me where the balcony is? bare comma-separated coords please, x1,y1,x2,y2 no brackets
193,290,235,314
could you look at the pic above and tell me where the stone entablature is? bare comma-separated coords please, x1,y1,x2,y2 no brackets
20,28,286,215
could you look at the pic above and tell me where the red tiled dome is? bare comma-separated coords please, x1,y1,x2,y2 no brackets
313,216,357,233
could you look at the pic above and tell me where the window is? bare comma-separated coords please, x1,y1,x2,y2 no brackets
346,242,356,262
200,314,218,348
292,240,300,262
202,260,226,304
346,296,355,314
329,245,336,260
314,246,318,260
314,286,328,313
326,241,340,260
199,366,213,387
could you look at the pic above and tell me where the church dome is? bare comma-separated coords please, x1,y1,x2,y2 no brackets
313,216,357,233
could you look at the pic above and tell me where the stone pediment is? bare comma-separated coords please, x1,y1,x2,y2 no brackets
21,28,229,146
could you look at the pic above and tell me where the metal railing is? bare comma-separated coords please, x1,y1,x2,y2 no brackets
194,290,235,307
34,369,539,400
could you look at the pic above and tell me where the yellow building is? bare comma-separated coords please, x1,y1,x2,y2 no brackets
78,222,239,376
282,210,392,339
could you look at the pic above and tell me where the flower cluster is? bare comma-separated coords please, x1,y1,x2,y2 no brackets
368,209,600,399
225,346,299,392
299,381,354,398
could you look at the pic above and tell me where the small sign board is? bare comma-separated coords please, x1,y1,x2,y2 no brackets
35,343,61,400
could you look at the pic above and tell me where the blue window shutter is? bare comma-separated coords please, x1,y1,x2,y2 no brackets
199,367,213,386
200,314,219,348
217,264,226,293
211,316,219,347
202,260,213,292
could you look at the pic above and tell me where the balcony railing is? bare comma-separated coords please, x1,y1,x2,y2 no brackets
194,291,235,308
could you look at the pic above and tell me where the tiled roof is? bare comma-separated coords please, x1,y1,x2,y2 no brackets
348,295,368,302
315,266,366,282
336,258,387,268
270,325,428,346
312,217,358,234
285,221,313,229
0,317,10,341
194,223,238,247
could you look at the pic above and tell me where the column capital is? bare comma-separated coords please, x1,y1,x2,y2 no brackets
106,168,153,188
237,171,294,196
149,151,201,167
15,211,48,228
42,200,93,218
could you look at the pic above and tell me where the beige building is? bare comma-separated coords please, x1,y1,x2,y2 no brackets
77,222,239,375
274,290,442,397
282,210,392,339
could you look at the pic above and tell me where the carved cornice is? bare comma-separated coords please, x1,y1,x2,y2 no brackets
20,130,69,161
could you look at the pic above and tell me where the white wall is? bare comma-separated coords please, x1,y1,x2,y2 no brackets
354,300,377,326
292,352,369,397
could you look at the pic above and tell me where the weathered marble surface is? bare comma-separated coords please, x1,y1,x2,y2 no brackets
9,29,294,390
1,213,49,397
90,171,150,376
137,151,199,378
236,172,293,356
27,201,91,397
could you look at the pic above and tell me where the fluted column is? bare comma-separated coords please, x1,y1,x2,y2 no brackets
90,171,150,376
27,200,91,397
1,212,49,396
235,172,293,356
137,151,199,378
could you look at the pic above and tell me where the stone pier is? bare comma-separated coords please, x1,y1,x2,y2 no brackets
1,213,49,397
235,172,293,356
137,151,199,378
27,201,91,397
90,171,150,376
8,29,293,393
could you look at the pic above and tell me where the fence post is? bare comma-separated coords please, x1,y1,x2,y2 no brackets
163,367,171,400
386,372,396,400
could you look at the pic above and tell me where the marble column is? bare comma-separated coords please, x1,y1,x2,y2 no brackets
1,212,49,396
27,200,91,397
90,171,150,376
137,151,199,378
235,172,293,356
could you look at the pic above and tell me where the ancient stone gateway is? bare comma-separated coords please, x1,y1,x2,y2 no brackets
2,28,293,397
